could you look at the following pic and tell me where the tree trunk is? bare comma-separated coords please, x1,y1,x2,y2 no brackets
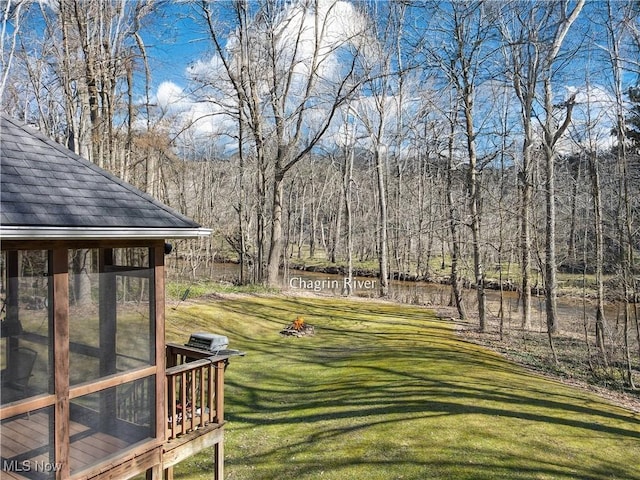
255,154,267,283
344,146,354,296
567,164,580,263
446,119,466,320
237,99,247,285
540,0,585,335
266,169,285,287
587,151,608,361
463,90,486,332
310,179,318,259
331,159,344,264
375,148,389,297
542,133,559,335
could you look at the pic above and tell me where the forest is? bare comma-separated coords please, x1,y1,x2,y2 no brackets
1,0,639,389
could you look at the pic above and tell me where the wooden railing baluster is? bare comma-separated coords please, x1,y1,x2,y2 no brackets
208,362,215,423
200,366,206,428
165,345,240,440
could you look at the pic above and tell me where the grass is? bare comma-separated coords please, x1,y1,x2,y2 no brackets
164,293,640,480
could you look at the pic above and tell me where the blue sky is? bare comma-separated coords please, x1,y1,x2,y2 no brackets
139,1,637,159
143,2,211,90
5,0,636,159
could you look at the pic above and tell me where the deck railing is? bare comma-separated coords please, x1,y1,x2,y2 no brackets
165,344,226,440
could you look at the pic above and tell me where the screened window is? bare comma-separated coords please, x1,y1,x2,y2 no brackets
1,250,52,405
68,248,154,386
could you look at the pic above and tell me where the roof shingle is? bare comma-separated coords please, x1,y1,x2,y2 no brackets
0,114,204,237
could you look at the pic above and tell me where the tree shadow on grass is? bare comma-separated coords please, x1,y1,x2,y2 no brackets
224,366,640,479
221,442,639,480
225,360,640,440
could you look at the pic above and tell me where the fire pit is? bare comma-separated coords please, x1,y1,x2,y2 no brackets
280,316,315,337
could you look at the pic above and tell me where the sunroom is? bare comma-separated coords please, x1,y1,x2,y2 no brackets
0,114,229,480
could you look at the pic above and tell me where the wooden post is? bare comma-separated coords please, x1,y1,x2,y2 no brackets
98,248,117,433
152,243,166,443
5,251,19,369
214,440,223,480
214,361,224,423
169,376,177,440
180,371,187,436
145,464,162,480
199,366,205,428
52,248,70,480
164,466,174,480
214,361,223,480
208,362,214,424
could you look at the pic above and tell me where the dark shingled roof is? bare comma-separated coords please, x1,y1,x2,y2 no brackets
1,114,206,239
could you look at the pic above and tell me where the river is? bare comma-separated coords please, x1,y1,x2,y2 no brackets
193,262,630,334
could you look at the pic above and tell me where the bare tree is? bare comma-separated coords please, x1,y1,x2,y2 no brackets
0,0,31,102
442,91,467,320
337,108,358,295
498,7,537,331
422,0,498,328
539,0,585,337
602,0,640,387
566,79,612,365
448,1,494,331
499,0,584,337
54,1,150,171
198,0,370,286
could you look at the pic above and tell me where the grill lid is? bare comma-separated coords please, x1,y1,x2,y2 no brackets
185,332,229,352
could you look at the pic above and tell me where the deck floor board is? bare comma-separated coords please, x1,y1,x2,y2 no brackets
1,412,130,479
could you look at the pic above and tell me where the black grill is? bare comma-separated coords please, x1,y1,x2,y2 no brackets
185,332,229,352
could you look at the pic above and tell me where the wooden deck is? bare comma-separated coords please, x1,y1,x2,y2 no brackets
1,346,239,480
1,412,129,479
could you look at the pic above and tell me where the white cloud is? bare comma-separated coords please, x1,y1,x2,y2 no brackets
156,81,189,112
563,85,618,153
186,56,226,84
152,0,372,155
274,0,368,83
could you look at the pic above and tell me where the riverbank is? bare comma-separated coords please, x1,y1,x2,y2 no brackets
284,260,639,302
286,261,518,291
432,303,640,414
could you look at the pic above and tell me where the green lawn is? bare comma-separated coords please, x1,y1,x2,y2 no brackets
166,295,640,480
